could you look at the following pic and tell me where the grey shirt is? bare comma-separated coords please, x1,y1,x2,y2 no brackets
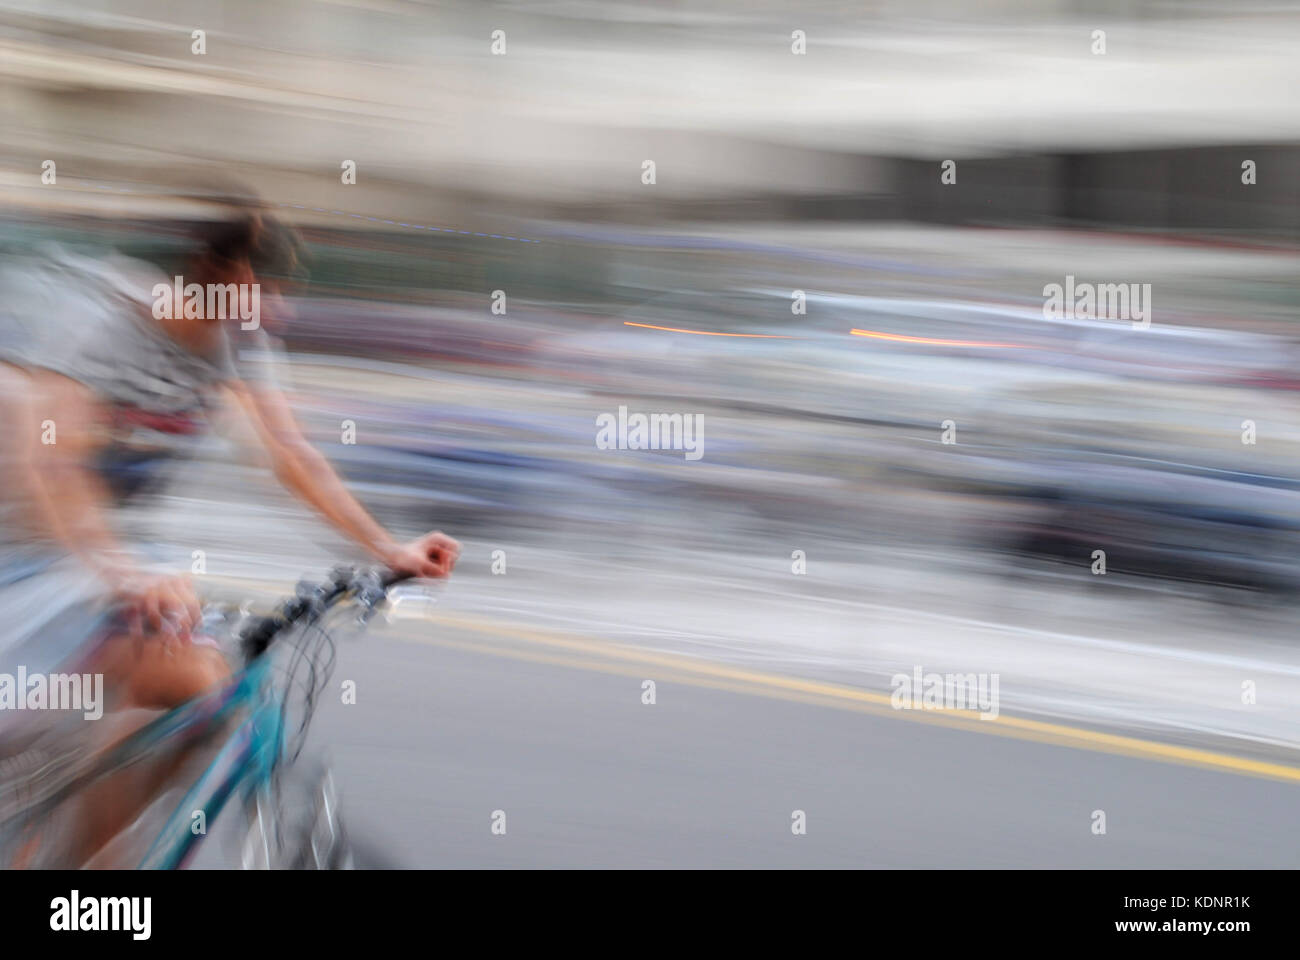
0,247,272,501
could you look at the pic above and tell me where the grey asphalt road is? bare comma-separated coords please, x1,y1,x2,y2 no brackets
278,613,1300,869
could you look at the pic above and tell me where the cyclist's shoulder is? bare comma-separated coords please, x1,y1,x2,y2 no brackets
0,247,162,354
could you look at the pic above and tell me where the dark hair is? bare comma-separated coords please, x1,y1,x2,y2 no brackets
173,172,306,281
195,213,261,266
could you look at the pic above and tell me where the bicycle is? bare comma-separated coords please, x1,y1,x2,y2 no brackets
0,565,408,869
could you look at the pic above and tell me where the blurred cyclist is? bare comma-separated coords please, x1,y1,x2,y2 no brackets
0,198,459,865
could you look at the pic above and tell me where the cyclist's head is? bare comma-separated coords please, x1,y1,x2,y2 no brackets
192,214,259,281
181,183,262,296
178,184,307,329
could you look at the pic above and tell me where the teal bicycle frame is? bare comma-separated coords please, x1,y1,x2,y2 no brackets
136,656,285,869
0,566,399,869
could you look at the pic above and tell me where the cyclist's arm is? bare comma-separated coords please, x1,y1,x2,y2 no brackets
0,363,78,555
15,368,135,582
225,380,418,570
7,367,198,629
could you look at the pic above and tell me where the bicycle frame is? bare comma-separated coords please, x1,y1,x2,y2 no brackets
135,656,284,869
0,566,397,869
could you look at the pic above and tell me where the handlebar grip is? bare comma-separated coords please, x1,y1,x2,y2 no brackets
381,569,414,589
353,568,411,611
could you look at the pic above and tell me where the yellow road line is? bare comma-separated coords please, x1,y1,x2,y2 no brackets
399,610,1300,785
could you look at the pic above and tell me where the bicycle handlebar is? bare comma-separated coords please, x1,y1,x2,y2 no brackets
238,565,411,661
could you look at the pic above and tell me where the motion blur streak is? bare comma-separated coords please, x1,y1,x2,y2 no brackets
848,328,1029,348
624,322,798,338
1,0,1299,868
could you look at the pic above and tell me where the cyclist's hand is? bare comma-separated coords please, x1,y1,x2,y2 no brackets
384,531,461,580
117,573,201,642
